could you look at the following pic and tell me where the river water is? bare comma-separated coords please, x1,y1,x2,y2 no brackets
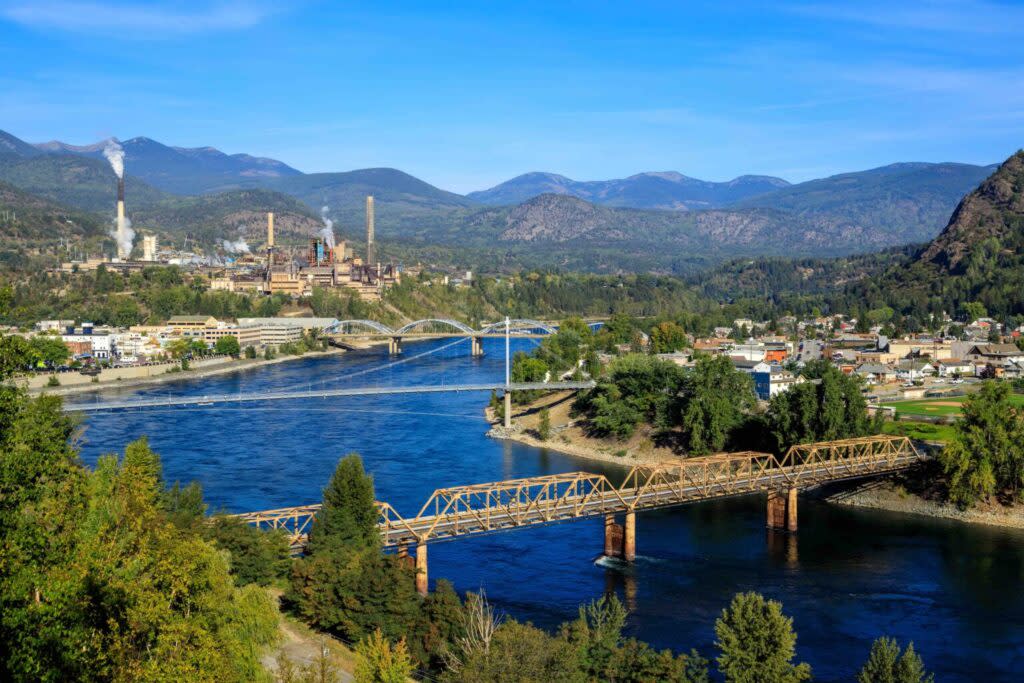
70,340,1024,682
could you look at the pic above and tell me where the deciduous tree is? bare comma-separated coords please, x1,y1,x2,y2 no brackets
940,381,1024,507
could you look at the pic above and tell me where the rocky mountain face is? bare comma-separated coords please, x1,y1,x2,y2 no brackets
468,171,790,209
919,151,1024,273
468,193,949,257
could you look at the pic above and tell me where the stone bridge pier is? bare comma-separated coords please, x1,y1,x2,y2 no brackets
471,336,484,357
388,337,403,355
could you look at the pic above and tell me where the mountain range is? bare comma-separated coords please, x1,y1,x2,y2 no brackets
0,128,1003,273
466,171,790,210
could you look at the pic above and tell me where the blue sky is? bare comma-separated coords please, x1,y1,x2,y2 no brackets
1,1,1022,193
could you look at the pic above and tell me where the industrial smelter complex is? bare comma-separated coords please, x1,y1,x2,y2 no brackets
57,146,401,302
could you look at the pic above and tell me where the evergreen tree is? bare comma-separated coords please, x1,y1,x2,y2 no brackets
307,453,380,553
858,637,933,683
714,592,811,683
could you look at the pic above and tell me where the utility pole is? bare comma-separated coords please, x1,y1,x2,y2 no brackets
504,316,512,429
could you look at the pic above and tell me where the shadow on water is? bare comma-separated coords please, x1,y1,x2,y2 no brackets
74,342,1024,683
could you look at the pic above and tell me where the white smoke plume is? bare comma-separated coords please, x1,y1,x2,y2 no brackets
111,216,135,258
222,238,250,253
103,138,125,178
319,205,335,249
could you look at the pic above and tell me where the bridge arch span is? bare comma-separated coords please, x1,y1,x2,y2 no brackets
395,318,476,335
326,319,395,335
480,319,558,335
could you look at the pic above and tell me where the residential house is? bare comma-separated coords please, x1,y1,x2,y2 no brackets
962,343,1024,368
855,363,894,384
895,360,935,381
935,358,973,378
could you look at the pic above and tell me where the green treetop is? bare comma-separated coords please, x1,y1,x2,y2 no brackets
714,592,811,683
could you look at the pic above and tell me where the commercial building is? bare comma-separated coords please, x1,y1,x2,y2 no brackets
250,324,303,347
203,325,262,349
237,317,339,332
167,316,220,334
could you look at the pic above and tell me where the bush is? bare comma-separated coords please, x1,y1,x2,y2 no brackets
537,408,551,441
203,515,292,586
354,630,414,683
46,375,60,387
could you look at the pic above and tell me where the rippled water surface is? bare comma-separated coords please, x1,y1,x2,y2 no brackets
72,341,1024,682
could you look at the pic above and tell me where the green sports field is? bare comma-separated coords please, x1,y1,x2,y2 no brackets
881,421,957,443
881,393,1024,417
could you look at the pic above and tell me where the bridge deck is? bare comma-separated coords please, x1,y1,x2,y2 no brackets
234,435,924,550
64,381,595,412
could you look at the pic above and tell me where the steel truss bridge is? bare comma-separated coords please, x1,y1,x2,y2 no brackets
63,380,595,413
235,435,925,555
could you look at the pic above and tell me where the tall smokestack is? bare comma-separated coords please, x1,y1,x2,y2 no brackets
104,139,133,259
366,195,375,265
267,212,275,248
117,177,125,228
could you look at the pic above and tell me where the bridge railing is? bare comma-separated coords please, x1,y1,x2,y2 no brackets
776,435,923,485
232,435,925,549
621,451,781,507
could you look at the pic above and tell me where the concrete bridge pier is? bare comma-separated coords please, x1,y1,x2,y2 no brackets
623,511,636,561
603,512,636,561
503,391,512,429
415,542,428,596
471,336,484,357
767,487,798,532
388,337,403,355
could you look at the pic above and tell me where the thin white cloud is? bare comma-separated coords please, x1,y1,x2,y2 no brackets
0,1,276,36
786,0,1024,36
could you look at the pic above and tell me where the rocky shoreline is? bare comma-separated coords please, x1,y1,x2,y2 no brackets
826,481,1024,530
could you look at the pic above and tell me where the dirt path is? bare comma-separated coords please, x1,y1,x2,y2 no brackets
263,612,356,682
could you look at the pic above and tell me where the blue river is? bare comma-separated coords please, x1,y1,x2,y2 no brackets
71,340,1024,682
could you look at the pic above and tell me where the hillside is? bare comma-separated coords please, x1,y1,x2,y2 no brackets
0,130,43,160
919,152,1024,272
468,171,789,209
0,180,107,241
256,167,477,240
865,150,1024,318
734,162,997,244
0,153,170,213
459,193,948,256
701,152,1024,320
134,190,322,245
33,135,301,194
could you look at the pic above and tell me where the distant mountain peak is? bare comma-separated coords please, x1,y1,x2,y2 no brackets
468,169,793,209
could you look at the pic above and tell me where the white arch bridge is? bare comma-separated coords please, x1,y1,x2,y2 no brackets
324,318,601,356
